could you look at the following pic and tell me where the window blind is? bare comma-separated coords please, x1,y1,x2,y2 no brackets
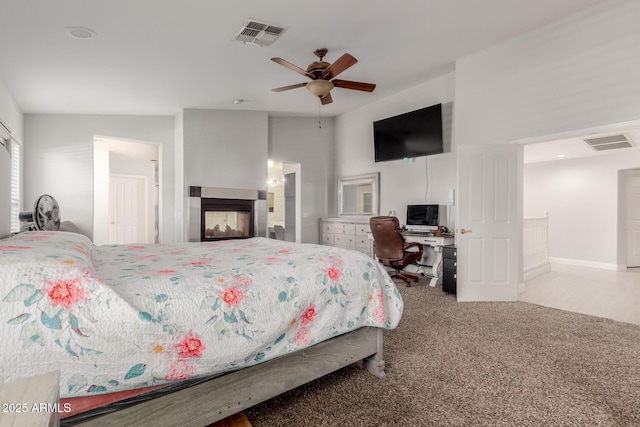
10,138,20,233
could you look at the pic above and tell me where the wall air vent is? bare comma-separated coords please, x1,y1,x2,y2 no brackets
583,134,633,151
234,19,287,47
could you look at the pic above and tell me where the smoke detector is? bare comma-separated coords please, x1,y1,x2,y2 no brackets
234,19,287,47
583,134,633,151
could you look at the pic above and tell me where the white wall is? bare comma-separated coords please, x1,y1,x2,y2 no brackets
524,150,640,268
24,114,175,241
334,73,456,227
268,117,335,244
455,0,640,147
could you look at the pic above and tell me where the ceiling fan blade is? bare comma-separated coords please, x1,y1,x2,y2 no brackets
332,79,376,92
322,53,357,79
271,58,314,79
272,82,307,92
321,92,333,105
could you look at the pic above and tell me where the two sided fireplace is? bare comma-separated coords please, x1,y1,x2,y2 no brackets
201,198,254,241
188,186,266,242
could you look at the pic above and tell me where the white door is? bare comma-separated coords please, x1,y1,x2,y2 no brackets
626,169,640,267
456,144,521,301
109,174,147,244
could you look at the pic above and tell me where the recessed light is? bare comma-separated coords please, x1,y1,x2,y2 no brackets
233,99,245,104
557,154,566,158
64,26,97,40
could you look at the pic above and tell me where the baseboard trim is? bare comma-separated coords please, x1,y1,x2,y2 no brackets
548,257,626,271
523,262,551,281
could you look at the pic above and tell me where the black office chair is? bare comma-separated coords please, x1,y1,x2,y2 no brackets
369,216,424,286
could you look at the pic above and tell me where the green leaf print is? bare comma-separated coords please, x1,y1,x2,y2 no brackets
224,312,238,323
24,290,44,306
40,312,62,330
138,311,154,322
3,283,36,303
7,313,31,325
124,363,147,380
67,374,88,394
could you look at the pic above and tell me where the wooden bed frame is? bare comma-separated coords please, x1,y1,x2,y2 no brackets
70,327,385,426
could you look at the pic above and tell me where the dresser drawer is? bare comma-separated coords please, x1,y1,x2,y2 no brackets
322,233,335,245
355,236,370,248
336,223,356,235
322,222,341,234
334,234,356,247
355,223,371,236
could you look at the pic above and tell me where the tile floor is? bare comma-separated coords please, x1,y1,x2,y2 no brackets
519,263,640,326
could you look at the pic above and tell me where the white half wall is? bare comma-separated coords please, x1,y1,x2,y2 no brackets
24,114,175,241
524,149,640,267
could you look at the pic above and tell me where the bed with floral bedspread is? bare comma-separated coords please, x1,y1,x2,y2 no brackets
0,231,403,400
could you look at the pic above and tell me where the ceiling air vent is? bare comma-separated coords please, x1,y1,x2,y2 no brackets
583,134,633,151
234,19,287,47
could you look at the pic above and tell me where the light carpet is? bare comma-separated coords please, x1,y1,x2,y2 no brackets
245,277,640,426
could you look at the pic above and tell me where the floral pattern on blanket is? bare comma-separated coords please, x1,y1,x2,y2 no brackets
0,232,403,397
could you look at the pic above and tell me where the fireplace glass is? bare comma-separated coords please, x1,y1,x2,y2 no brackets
204,211,251,239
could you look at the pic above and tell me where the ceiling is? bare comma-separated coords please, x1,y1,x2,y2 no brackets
0,0,604,117
524,127,640,164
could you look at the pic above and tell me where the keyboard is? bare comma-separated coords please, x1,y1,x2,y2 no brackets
402,231,434,236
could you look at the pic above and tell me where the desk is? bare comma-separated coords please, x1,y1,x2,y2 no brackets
368,232,454,287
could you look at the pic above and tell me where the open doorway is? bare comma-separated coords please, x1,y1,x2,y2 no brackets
518,123,640,323
267,159,301,243
93,136,160,245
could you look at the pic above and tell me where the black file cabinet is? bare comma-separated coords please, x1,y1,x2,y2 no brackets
442,245,457,295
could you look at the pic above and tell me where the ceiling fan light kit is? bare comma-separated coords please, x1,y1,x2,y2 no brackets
306,80,334,98
271,48,376,105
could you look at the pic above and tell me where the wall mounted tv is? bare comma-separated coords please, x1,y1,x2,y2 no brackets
373,103,443,162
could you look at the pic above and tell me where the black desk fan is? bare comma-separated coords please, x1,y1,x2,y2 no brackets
18,194,61,231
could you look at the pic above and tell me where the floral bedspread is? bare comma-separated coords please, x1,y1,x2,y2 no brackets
0,231,403,397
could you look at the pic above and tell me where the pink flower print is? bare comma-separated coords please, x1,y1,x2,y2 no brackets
73,245,90,256
46,278,85,309
233,276,252,287
371,292,385,323
231,248,244,253
191,258,211,266
219,287,244,307
326,266,341,281
164,359,195,381
157,269,177,274
265,257,281,262
0,245,31,250
327,256,344,267
170,250,184,255
300,305,316,325
21,234,48,240
294,326,310,347
174,330,206,359
128,245,146,250
277,248,290,254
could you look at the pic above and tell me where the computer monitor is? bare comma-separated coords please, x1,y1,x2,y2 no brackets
406,204,439,232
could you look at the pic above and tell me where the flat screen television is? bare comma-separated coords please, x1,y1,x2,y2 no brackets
373,104,443,162
406,204,439,232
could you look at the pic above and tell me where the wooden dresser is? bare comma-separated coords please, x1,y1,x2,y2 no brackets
320,217,372,257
